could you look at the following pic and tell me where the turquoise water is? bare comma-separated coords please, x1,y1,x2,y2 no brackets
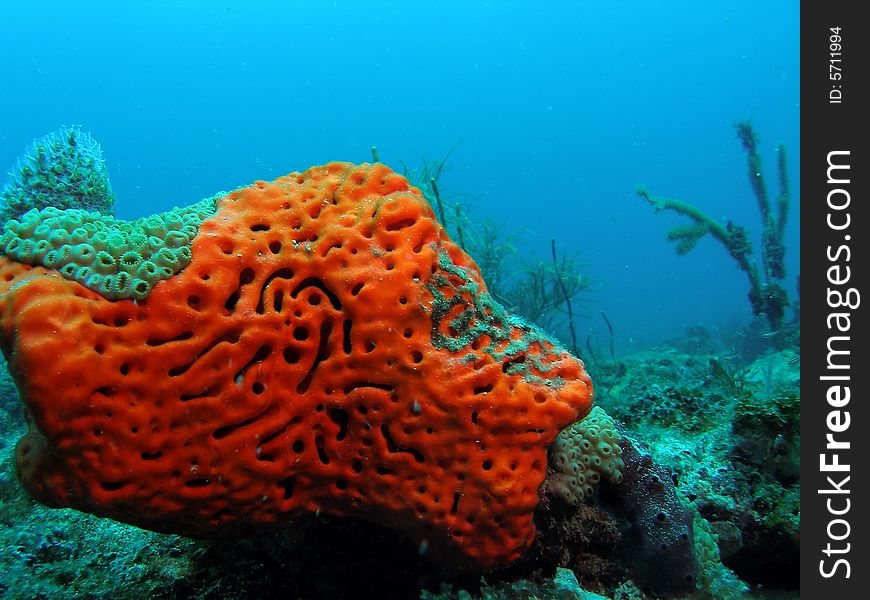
0,0,799,348
0,2,799,599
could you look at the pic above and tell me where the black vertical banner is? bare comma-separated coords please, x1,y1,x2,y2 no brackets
802,2,868,597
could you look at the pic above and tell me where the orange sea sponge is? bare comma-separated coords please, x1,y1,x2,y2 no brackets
0,162,593,567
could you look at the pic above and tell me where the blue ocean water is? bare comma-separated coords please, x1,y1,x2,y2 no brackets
0,0,799,350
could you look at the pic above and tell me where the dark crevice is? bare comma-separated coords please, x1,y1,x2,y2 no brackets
380,424,425,463
502,354,526,374
180,389,215,402
343,382,394,394
277,476,295,500
321,242,344,257
212,405,272,440
240,267,256,283
100,480,129,491
283,346,301,364
185,478,211,488
259,418,296,446
234,344,272,383
342,319,353,354
296,320,332,394
255,416,303,461
291,277,341,309
386,218,417,231
168,329,242,377
225,267,256,312
256,268,294,314
315,434,330,464
146,331,195,347
473,383,494,395
141,451,163,460
327,407,349,441
451,492,461,515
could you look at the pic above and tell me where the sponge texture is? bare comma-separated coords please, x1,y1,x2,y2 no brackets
0,162,593,567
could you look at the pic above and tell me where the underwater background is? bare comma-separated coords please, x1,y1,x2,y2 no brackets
0,0,799,349
0,1,799,599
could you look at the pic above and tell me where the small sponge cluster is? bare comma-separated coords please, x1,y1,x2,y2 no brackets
0,198,216,300
1,127,115,223
549,406,623,505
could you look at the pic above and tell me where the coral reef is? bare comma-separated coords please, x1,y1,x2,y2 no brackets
0,199,216,300
0,162,592,568
421,567,605,600
530,501,624,594
0,127,115,223
637,122,791,331
692,512,748,599
549,407,624,505
0,137,800,598
598,333,799,595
